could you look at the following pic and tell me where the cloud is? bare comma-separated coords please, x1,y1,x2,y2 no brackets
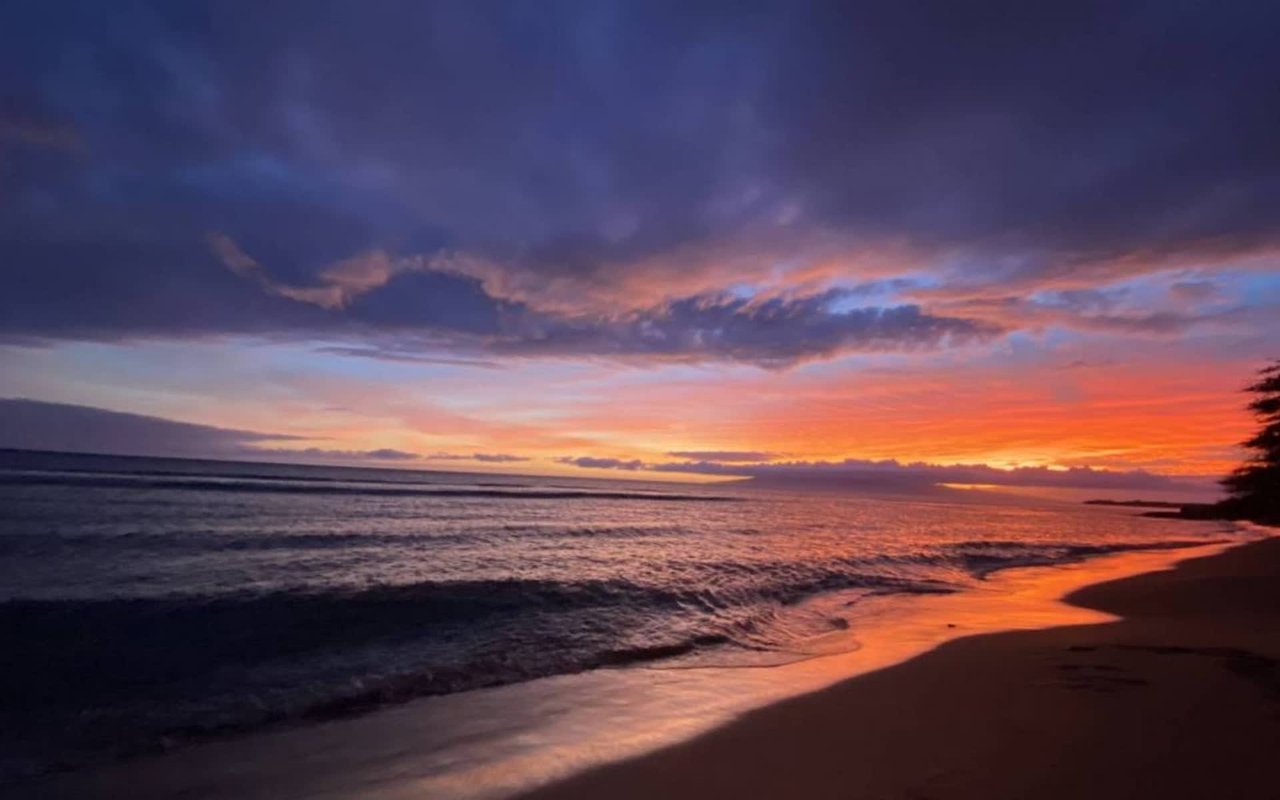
209,233,399,311
0,113,81,154
667,450,776,462
500,290,1002,367
426,451,529,463
556,456,646,471
204,238,1001,366
254,446,420,461
1169,280,1220,303
0,1,1275,358
0,398,299,458
312,346,501,368
560,453,1195,491
0,399,541,467
19,242,993,363
0,399,430,465
933,290,1251,338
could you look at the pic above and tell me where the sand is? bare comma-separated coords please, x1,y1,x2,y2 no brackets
522,536,1280,800
15,536,1278,799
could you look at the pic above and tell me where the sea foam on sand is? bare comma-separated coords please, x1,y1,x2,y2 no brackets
17,540,1260,800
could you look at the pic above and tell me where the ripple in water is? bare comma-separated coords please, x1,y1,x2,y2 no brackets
0,450,1237,782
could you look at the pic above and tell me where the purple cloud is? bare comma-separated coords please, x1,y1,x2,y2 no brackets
2,1,1277,364
1169,280,1220,302
556,456,646,471
561,453,1204,492
0,398,298,459
254,447,421,462
427,452,530,463
667,450,776,462
0,399,420,465
498,290,1002,367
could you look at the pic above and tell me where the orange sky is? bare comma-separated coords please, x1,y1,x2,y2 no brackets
2,328,1263,484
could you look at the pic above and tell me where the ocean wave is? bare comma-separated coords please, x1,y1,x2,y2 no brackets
0,525,707,561
3,536,1219,780
0,571,898,778
0,454,1240,784
0,471,735,502
0,534,1229,784
940,538,1225,577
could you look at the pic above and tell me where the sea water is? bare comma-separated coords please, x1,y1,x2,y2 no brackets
0,449,1235,782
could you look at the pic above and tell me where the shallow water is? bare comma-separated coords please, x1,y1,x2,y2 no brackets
0,449,1236,782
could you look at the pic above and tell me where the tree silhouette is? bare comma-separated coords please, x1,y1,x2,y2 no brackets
1219,360,1280,523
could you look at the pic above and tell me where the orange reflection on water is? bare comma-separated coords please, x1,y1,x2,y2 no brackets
391,543,1233,799
39,543,1234,800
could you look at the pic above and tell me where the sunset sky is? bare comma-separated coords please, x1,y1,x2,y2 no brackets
2,1,1278,490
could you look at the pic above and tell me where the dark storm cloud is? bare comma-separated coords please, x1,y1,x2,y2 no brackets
0,107,81,155
1,1,1277,357
763,2,1280,257
497,290,1000,366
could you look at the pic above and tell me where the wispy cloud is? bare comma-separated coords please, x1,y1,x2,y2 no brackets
209,234,400,311
667,450,776,462
498,290,1002,368
313,346,501,369
254,446,420,461
556,456,646,471
427,452,530,463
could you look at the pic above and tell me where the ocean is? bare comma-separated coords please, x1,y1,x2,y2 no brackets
0,449,1237,783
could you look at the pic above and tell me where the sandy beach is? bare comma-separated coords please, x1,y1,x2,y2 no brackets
10,533,1273,800
524,535,1280,800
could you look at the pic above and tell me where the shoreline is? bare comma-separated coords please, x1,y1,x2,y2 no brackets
12,535,1258,799
522,534,1280,800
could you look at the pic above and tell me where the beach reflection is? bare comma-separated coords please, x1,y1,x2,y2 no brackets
27,543,1236,800
407,546,1227,799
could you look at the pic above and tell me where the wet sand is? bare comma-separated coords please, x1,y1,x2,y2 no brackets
14,537,1276,799
523,536,1280,800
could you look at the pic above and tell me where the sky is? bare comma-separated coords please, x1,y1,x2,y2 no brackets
1,1,1278,492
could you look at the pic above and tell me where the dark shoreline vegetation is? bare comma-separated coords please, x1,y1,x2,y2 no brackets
1076,501,1278,526
1147,502,1279,525
1209,360,1280,525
